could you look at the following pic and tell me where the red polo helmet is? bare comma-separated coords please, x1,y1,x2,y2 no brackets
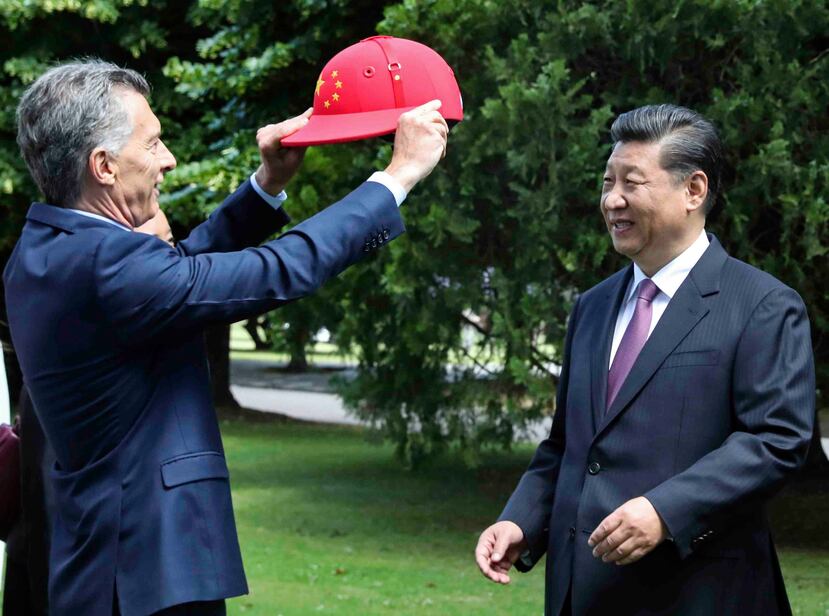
281,35,463,147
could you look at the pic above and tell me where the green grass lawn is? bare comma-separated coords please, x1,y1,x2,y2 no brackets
223,417,545,615
222,416,829,615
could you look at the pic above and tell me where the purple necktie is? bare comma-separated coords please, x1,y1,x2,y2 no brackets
607,278,661,410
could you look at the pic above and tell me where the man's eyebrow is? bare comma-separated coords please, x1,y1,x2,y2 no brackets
606,162,646,175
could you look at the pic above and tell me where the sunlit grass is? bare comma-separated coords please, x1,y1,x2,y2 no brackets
222,418,829,615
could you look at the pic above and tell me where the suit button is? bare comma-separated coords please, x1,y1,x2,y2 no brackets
587,461,601,475
383,228,390,240
371,238,378,248
569,527,576,537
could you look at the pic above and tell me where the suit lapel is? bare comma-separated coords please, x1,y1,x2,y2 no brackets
593,234,727,440
590,266,633,433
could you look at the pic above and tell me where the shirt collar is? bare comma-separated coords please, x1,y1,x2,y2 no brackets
66,208,132,232
626,229,710,303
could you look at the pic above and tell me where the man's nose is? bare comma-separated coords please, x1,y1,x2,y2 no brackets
159,140,177,172
603,188,626,210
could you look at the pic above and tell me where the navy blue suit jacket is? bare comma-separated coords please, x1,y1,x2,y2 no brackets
500,235,814,616
4,179,404,615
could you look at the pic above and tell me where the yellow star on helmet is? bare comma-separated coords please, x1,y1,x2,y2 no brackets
331,70,339,78
332,93,340,102
324,99,331,109
335,80,343,89
315,77,325,96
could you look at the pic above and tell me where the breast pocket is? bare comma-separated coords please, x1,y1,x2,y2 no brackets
661,349,720,368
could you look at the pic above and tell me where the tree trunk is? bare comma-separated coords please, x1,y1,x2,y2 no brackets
283,323,311,372
286,345,309,372
205,323,239,410
243,317,270,351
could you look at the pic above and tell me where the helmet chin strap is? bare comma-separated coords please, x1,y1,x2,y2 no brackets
371,37,407,109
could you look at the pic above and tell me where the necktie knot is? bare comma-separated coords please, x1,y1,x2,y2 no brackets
637,279,660,303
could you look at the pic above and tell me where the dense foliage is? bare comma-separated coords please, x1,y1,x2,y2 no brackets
339,0,829,465
0,0,826,467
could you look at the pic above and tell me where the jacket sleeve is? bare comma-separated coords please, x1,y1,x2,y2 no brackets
645,286,815,559
94,181,403,347
497,295,581,571
175,179,292,256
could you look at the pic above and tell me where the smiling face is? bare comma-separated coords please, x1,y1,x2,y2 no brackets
110,90,176,226
600,140,706,276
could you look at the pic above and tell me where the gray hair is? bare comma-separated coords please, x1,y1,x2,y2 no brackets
610,104,723,215
16,59,150,208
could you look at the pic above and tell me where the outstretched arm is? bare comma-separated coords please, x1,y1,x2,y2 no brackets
97,102,450,348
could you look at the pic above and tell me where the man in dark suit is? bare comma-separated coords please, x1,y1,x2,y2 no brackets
4,59,447,615
475,104,814,615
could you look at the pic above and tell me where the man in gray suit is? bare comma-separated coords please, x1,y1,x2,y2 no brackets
476,104,814,615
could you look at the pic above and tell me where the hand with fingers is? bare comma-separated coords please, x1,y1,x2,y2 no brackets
474,520,528,585
384,99,449,193
135,208,174,246
588,496,668,566
254,108,314,196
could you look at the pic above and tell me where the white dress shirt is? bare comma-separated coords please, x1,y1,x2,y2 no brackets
609,230,710,368
250,170,408,209
70,209,131,231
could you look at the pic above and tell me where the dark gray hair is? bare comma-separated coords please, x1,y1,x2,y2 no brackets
16,59,150,208
610,104,723,215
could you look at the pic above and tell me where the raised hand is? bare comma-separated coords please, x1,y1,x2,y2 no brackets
474,520,528,584
135,208,174,246
254,108,313,196
384,99,449,193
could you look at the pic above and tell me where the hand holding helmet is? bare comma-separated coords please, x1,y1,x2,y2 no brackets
384,99,449,192
253,107,313,196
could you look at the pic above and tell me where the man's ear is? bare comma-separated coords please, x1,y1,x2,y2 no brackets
686,170,708,214
88,147,117,187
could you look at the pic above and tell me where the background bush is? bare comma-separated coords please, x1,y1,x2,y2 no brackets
0,0,826,468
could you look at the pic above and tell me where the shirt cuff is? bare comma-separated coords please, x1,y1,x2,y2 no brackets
367,171,407,207
249,172,287,209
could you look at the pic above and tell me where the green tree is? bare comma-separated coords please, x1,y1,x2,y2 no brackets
330,0,829,468
1,1,826,474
